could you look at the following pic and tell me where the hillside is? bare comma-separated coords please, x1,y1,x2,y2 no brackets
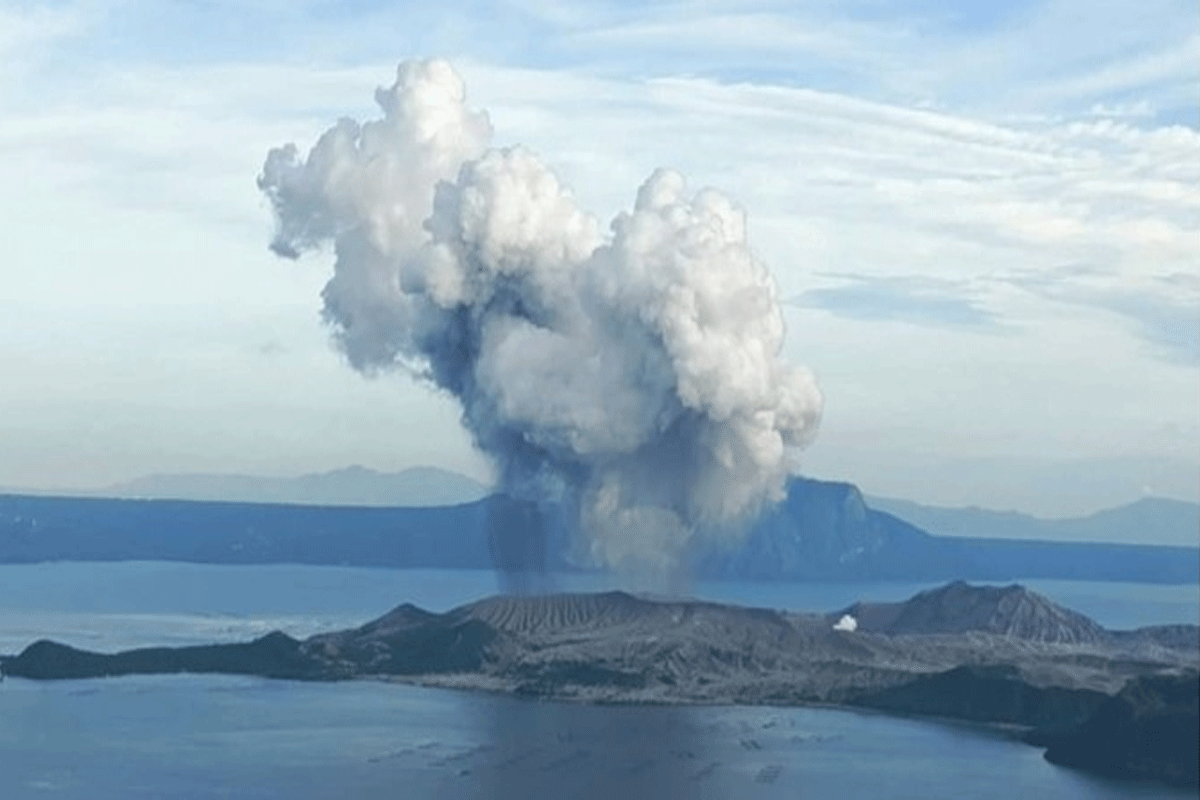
838,580,1107,644
1041,673,1199,788
695,479,1197,583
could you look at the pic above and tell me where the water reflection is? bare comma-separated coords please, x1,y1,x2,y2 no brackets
468,699,709,800
478,492,711,797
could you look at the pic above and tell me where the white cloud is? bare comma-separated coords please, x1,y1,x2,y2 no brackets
0,0,1195,512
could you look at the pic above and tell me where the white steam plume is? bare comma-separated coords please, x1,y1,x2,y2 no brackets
258,59,823,571
833,614,858,632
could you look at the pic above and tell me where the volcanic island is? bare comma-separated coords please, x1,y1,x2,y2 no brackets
3,581,1196,789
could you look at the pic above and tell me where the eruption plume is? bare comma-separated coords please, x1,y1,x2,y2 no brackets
259,59,822,572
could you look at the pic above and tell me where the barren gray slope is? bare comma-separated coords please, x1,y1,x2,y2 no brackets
288,583,1198,709
5,582,1196,707
837,580,1108,644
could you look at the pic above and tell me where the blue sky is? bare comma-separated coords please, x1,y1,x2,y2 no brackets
0,0,1196,515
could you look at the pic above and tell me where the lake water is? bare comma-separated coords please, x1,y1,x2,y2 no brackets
1,563,1196,799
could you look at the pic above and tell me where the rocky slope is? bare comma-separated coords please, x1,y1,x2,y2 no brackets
836,580,1108,644
3,582,1196,787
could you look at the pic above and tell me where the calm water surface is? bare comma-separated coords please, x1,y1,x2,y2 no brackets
1,675,1189,800
1,563,1195,799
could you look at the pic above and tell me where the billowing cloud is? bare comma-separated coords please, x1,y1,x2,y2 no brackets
259,60,823,570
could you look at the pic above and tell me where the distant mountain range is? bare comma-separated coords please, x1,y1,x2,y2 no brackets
2,477,1195,584
696,479,1197,583
100,465,490,508
868,495,1199,548
22,465,1195,549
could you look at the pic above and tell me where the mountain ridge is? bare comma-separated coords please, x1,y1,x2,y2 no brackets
868,494,1199,547
838,580,1108,644
2,478,1196,584
100,465,491,508
11,464,1195,548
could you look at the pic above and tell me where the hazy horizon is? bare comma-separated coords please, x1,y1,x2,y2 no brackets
4,460,1198,524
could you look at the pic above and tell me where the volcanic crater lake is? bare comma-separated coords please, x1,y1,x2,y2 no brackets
1,562,1196,799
